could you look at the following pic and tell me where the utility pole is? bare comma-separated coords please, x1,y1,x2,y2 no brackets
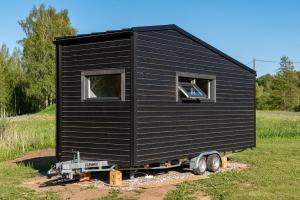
253,58,256,70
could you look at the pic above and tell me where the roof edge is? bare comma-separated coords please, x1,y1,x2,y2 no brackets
53,29,132,44
175,26,256,75
52,24,256,75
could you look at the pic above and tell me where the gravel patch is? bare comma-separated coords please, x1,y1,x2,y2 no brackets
78,161,249,191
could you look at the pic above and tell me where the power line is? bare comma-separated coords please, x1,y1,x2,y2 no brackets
244,58,300,72
256,59,300,64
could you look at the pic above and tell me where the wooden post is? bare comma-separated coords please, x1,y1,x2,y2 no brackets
109,170,122,186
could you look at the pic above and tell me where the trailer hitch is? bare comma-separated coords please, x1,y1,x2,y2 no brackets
47,151,115,180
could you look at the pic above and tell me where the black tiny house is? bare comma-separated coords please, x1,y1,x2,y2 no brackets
54,24,256,169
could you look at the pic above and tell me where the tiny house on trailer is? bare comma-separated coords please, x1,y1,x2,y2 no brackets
51,25,256,179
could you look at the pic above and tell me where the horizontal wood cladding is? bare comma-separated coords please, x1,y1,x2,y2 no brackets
58,34,132,166
135,141,254,163
134,29,255,166
57,26,256,167
61,151,130,165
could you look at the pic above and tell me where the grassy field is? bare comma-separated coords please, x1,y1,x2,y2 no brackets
0,106,55,161
0,108,299,199
0,106,59,200
166,112,300,200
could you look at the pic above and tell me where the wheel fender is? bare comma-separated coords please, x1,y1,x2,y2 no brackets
190,151,221,170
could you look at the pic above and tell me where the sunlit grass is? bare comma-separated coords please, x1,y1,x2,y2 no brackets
257,111,300,138
0,105,55,161
0,108,299,199
166,112,300,200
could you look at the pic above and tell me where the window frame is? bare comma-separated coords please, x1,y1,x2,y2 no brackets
81,69,125,101
176,72,216,102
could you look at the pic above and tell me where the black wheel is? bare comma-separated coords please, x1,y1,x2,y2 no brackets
206,154,221,172
193,157,207,175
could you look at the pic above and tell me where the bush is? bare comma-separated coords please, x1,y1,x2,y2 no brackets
294,104,300,112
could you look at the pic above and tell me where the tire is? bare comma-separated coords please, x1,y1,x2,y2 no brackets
193,157,207,175
206,154,221,172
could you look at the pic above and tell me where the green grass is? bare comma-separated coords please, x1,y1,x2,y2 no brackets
256,111,300,138
0,162,62,200
0,109,299,199
0,105,55,161
93,190,137,200
0,105,59,200
166,112,300,200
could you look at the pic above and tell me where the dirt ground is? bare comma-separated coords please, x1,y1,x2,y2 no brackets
15,149,249,200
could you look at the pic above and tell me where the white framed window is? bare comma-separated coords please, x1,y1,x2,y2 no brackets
176,72,216,102
81,69,125,101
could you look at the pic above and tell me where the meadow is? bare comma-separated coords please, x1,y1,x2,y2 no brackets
167,112,300,200
0,106,55,161
0,108,299,199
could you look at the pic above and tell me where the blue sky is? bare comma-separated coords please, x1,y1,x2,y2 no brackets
0,0,299,76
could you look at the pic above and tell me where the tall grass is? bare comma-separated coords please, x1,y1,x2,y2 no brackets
1,108,299,161
256,111,300,138
0,105,55,161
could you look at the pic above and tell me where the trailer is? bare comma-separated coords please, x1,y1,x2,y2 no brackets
49,24,256,180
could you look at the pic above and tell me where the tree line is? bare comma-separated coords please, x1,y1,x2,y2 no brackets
1,5,299,118
256,56,300,111
0,4,75,117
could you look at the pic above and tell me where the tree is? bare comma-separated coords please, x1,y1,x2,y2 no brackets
273,56,300,110
0,44,10,117
19,4,76,109
0,45,26,117
278,56,295,74
6,48,25,115
256,74,275,110
256,57,300,111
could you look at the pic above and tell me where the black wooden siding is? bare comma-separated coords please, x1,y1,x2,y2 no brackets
58,34,132,166
134,29,256,165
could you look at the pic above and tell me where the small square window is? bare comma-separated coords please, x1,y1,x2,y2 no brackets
81,69,125,101
176,72,216,102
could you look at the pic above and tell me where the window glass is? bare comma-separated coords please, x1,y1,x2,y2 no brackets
177,75,214,101
88,74,121,99
178,82,207,98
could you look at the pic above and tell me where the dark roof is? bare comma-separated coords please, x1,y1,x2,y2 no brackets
54,24,256,75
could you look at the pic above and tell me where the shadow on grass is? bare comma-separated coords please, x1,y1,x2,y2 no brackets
15,156,57,172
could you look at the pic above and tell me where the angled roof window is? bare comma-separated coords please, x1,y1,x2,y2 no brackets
176,72,216,102
178,82,207,98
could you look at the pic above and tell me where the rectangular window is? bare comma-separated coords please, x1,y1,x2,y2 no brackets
81,69,125,101
176,72,216,102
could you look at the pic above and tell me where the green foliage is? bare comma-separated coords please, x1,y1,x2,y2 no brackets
39,104,56,114
166,112,300,200
0,45,25,117
256,56,300,111
0,5,76,117
19,4,76,110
